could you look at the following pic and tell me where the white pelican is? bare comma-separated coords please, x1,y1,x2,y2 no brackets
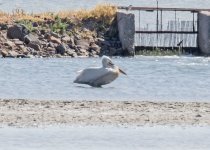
74,56,127,87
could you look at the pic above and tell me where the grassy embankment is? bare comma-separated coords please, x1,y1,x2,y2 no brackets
0,4,117,38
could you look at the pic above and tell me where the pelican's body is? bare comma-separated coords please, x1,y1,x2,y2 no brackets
74,56,126,87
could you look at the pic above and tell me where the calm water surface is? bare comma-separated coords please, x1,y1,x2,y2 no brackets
0,56,210,101
0,126,210,150
0,0,210,12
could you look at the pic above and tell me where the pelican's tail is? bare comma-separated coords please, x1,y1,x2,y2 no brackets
73,78,79,83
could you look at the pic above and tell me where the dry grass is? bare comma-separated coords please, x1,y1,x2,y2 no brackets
0,4,117,24
0,11,11,23
0,9,44,23
58,4,117,23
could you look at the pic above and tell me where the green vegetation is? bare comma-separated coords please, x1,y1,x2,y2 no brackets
135,48,184,56
50,16,68,34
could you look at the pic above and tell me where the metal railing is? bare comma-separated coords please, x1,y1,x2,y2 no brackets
118,6,210,49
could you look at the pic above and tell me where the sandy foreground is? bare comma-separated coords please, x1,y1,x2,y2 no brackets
0,99,210,127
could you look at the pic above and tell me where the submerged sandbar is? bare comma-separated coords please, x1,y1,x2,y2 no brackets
0,99,210,127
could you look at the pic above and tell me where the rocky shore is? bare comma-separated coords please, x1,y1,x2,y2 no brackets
1,99,210,127
0,5,125,58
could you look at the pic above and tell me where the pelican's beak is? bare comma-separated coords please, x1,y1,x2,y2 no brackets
109,61,127,75
119,68,127,75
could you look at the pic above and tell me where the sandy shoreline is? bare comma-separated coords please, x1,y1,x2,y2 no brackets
0,99,210,127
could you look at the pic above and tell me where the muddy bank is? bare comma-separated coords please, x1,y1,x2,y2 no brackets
0,99,210,127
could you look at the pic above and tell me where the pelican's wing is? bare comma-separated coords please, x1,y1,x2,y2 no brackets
74,67,118,87
74,67,107,83
90,70,119,87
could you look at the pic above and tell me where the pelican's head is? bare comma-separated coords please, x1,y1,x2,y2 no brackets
102,56,113,68
101,56,127,75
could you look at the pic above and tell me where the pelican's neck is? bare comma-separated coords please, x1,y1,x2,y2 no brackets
102,62,107,68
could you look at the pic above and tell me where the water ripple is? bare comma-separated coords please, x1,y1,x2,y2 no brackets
0,56,210,101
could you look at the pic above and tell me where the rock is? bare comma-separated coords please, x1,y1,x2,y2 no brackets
38,36,45,42
61,34,71,43
0,24,8,30
89,51,97,56
18,45,25,49
24,33,40,44
90,43,101,52
33,29,41,35
8,51,19,58
27,54,35,58
96,37,105,43
68,37,76,49
0,32,8,41
109,47,118,56
196,114,202,117
69,37,75,46
85,35,95,41
89,51,99,57
51,32,60,38
24,35,31,44
47,47,56,52
26,47,35,53
23,50,29,55
55,54,62,58
0,50,8,57
73,33,81,40
100,45,109,52
66,49,77,57
32,22,39,27
14,40,24,46
77,48,89,56
56,44,68,55
82,28,90,32
32,51,38,56
101,40,111,46
82,20,97,31
40,29,46,35
28,41,41,51
4,41,15,48
17,54,27,58
75,39,90,50
116,48,124,55
24,34,42,51
46,34,61,44
7,24,29,41
45,19,55,25
108,48,123,56
47,42,56,48
40,41,48,47
71,52,78,57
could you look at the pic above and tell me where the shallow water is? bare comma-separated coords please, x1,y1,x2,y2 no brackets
0,0,210,12
0,126,210,150
0,56,210,101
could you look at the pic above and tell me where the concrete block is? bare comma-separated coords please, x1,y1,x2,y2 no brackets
117,12,135,56
198,11,210,55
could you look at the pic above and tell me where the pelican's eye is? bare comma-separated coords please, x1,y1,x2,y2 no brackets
108,61,114,66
